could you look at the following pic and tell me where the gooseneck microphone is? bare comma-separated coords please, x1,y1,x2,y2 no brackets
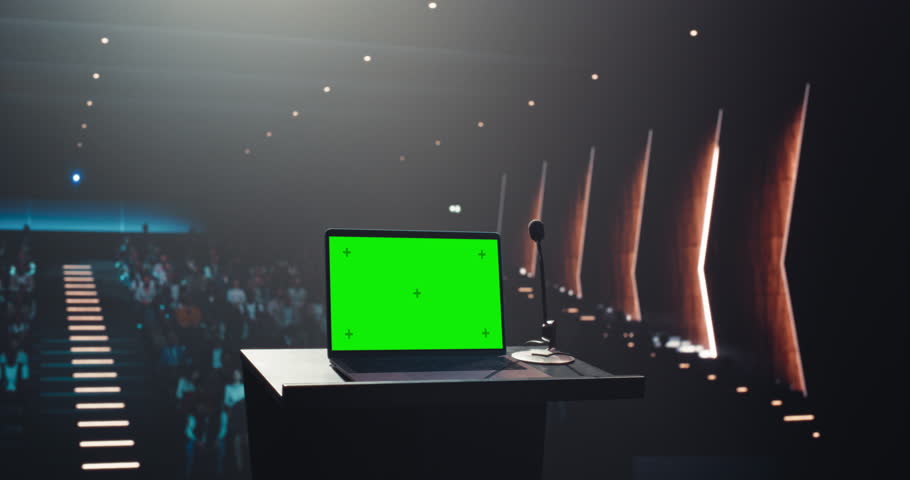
511,219,575,365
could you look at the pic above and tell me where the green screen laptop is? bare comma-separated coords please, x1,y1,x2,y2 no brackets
325,229,523,381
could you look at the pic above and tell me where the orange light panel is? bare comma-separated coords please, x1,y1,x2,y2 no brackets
65,283,97,289
518,287,533,293
579,315,596,321
63,265,92,269
736,386,748,393
68,315,103,321
771,400,783,407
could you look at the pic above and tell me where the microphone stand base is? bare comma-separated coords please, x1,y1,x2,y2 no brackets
511,348,575,365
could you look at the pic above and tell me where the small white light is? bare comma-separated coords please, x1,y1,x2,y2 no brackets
783,414,815,422
100,37,110,45
80,440,135,448
75,387,121,393
291,110,300,117
591,73,599,80
399,155,406,162
92,72,101,80
707,374,717,381
690,29,699,37
78,420,128,428
528,99,536,107
72,173,82,183
73,372,117,378
76,402,125,409
477,121,485,128
559,286,566,293
434,139,441,146
323,85,331,93
243,147,251,155
82,462,140,471
363,55,372,62
85,99,93,107
567,289,574,296
81,123,88,129
76,141,83,149
71,346,110,353
428,1,438,9
265,131,272,138
519,267,527,276
812,431,821,439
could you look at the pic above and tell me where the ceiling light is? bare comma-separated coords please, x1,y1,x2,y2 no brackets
528,100,536,107
591,73,599,80
291,110,300,117
477,121,485,128
690,29,699,37
428,2,438,9
100,37,110,45
323,85,331,93
92,72,101,80
85,99,93,107
434,139,441,146
265,131,272,138
363,55,372,62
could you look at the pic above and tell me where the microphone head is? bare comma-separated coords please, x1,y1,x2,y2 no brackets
528,219,545,242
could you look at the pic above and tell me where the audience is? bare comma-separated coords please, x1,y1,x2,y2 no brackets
117,234,322,479
0,233,36,445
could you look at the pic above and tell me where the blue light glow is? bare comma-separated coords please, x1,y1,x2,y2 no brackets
72,173,81,184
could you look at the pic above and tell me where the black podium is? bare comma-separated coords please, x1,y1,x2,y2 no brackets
241,347,644,479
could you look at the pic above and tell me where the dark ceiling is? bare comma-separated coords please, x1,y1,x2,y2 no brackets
0,1,892,232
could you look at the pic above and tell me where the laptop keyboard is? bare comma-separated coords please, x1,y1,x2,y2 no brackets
339,355,524,373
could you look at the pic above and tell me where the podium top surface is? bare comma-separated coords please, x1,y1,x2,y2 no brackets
241,347,644,408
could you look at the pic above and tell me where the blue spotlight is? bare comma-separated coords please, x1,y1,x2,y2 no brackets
72,172,82,184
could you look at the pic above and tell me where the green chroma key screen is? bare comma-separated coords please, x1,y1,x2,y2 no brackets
328,234,504,351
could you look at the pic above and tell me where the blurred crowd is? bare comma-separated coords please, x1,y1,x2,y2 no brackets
0,234,35,400
117,235,324,479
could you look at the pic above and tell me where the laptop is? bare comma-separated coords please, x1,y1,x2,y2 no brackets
325,229,535,381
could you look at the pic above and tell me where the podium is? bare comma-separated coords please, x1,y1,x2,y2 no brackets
241,348,644,479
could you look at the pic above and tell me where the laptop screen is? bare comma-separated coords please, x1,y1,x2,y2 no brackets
326,230,505,352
